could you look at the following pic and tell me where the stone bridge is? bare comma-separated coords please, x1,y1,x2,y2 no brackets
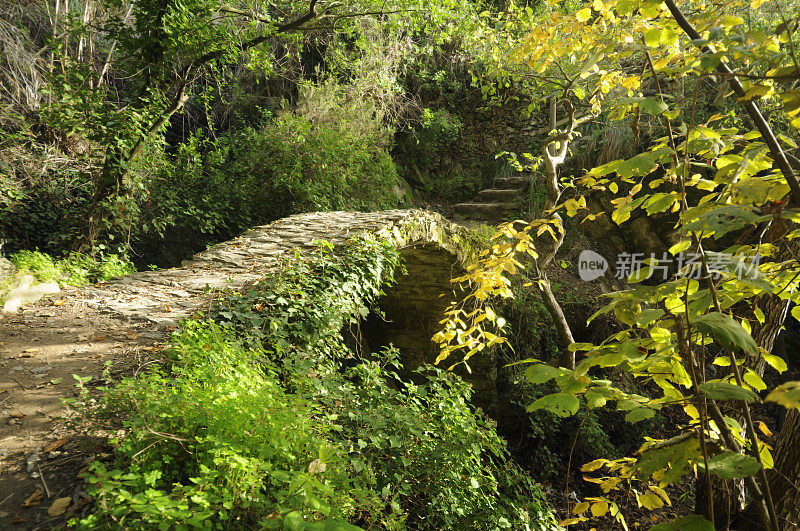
0,210,499,525
68,209,494,401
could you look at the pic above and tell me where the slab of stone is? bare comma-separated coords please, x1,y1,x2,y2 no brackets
2,276,61,314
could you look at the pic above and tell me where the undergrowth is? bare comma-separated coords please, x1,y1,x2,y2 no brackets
76,239,558,530
8,250,136,286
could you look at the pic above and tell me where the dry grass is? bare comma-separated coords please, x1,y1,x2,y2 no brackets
0,17,47,111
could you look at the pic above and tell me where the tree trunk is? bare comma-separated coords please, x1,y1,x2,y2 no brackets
770,408,800,528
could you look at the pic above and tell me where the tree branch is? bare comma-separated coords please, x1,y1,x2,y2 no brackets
663,0,800,206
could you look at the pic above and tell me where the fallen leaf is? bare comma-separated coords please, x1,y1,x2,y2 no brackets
124,331,141,340
53,300,65,306
11,516,26,524
164,305,172,312
47,497,71,516
91,336,106,342
45,438,68,453
9,412,25,419
22,489,43,507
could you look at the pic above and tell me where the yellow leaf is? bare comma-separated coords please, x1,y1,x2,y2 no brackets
573,501,591,514
738,84,773,103
591,500,610,517
757,421,772,437
649,485,672,506
637,490,664,510
576,7,592,22
581,459,607,472
744,369,767,391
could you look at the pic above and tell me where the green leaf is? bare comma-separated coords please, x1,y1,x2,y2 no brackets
644,193,678,215
765,381,800,409
697,381,760,402
650,514,715,531
700,451,761,479
617,153,659,178
681,205,770,240
644,27,664,48
626,407,656,423
634,434,699,483
693,312,758,355
527,393,580,417
639,97,669,116
585,389,607,408
524,363,564,384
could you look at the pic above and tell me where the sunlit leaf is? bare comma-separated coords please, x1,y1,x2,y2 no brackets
693,312,758,355
527,393,580,417
699,451,761,479
697,381,760,402
765,381,800,409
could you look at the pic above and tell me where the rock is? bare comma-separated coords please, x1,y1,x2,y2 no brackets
26,451,39,472
2,276,61,314
391,175,414,206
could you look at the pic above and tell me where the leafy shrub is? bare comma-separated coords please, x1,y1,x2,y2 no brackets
212,239,401,361
80,322,556,530
419,108,463,143
9,250,135,286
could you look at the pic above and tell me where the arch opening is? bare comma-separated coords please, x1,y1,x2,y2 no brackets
343,243,497,408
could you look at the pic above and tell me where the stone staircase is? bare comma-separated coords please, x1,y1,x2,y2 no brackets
452,174,531,223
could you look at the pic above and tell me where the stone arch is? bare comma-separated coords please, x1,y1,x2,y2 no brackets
59,209,496,405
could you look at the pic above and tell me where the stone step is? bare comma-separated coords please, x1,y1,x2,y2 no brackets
476,188,523,202
494,175,529,190
452,202,521,222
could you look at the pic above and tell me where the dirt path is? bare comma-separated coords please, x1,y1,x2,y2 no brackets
0,292,165,529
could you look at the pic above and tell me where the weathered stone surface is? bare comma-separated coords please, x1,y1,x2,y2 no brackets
2,275,61,314
452,174,530,224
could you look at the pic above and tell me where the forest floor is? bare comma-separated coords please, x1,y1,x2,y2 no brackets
0,293,166,529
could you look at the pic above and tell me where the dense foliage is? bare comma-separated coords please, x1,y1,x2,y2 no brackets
436,0,800,528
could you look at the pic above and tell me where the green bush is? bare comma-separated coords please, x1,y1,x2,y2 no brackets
80,322,556,530
9,250,135,286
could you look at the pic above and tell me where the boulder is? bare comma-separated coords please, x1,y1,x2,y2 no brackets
392,175,414,206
